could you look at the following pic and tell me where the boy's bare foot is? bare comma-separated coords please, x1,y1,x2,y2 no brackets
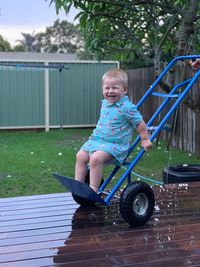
90,185,98,193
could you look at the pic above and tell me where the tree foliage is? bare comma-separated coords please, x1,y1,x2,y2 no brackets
16,32,38,52
35,19,83,53
0,35,11,51
50,0,200,68
14,19,83,54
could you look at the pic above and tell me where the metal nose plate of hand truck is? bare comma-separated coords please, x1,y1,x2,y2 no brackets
53,173,105,204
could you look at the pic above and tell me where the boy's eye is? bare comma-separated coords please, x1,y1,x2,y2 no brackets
103,85,121,90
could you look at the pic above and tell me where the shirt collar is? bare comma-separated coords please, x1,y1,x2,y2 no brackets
103,95,128,107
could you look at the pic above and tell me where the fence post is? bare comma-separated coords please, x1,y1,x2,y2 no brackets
44,61,50,132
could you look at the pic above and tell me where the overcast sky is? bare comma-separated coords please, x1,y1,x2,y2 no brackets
0,0,78,46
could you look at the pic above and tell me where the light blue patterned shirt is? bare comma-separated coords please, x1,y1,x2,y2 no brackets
81,95,142,164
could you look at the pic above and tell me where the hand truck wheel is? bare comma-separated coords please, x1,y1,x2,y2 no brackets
119,181,155,227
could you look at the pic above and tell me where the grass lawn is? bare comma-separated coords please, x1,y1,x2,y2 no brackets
0,128,199,198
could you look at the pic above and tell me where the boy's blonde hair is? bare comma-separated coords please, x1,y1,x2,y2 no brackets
102,69,128,88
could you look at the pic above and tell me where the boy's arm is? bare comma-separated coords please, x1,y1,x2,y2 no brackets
136,120,153,151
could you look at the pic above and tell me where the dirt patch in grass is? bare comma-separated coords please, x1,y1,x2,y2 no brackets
0,173,9,179
55,134,88,147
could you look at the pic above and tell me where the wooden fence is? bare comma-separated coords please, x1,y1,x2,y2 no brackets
126,66,200,155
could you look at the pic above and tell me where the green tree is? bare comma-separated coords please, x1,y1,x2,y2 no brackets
35,19,83,53
50,0,200,68
0,35,11,51
12,44,26,52
16,32,38,52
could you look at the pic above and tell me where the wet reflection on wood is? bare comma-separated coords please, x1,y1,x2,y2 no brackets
1,182,200,266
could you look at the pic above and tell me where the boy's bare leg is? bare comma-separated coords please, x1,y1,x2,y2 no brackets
89,151,113,192
75,150,90,182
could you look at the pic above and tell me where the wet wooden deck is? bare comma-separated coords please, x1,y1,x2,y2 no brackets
1,182,200,267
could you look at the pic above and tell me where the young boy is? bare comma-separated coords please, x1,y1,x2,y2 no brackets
75,69,152,192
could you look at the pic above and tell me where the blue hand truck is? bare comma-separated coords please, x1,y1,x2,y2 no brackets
54,55,200,227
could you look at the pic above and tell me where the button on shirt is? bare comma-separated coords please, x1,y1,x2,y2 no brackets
81,96,142,164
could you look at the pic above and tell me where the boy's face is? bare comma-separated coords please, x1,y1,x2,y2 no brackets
102,78,128,104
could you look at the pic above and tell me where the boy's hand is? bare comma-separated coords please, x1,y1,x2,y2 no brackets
189,59,200,72
141,139,153,151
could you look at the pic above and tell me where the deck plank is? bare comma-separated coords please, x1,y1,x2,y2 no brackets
1,182,200,266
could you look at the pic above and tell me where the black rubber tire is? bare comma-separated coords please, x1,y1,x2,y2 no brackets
163,164,200,184
72,170,104,206
119,181,155,227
